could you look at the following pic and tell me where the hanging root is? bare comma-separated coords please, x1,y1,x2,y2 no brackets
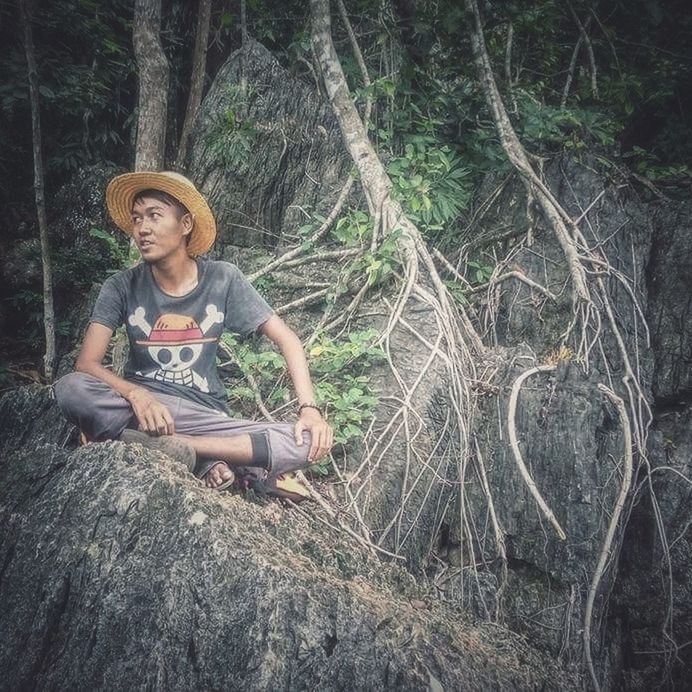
507,365,567,540
583,385,633,692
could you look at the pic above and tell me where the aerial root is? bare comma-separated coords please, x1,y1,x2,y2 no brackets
507,364,567,540
583,385,633,692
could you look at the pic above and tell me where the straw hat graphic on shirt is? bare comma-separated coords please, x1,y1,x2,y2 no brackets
127,305,224,391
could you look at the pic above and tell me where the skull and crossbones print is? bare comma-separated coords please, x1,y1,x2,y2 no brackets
128,304,224,393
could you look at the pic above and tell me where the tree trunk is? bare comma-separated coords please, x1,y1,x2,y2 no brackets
20,0,56,383
174,0,212,171
310,0,391,215
133,0,169,171
240,0,248,95
463,0,590,303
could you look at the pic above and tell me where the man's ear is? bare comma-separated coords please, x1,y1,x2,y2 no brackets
181,212,194,237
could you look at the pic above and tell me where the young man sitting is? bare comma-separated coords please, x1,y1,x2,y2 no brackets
55,171,333,495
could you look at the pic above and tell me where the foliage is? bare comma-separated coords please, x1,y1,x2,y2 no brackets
89,227,133,271
387,134,472,237
351,230,402,287
204,86,258,173
622,146,692,181
219,328,383,475
516,97,617,149
332,209,371,246
0,0,135,197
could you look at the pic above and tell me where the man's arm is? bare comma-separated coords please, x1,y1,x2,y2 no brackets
259,314,333,462
76,322,175,436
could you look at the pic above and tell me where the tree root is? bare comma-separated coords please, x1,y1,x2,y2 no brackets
583,385,633,692
507,365,566,540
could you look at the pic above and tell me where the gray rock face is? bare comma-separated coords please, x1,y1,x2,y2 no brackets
613,403,692,688
0,387,573,691
188,40,352,249
451,157,692,687
648,199,692,401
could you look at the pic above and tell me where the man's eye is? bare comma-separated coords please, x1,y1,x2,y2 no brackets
132,217,142,224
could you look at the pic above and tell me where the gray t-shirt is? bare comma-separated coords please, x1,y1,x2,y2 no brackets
91,259,274,412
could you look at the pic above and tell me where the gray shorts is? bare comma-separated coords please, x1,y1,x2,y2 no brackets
54,372,311,480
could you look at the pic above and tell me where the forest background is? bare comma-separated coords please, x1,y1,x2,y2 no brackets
0,0,690,386
1,1,692,688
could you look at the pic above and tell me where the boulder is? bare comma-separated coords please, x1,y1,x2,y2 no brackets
0,386,573,690
188,40,353,249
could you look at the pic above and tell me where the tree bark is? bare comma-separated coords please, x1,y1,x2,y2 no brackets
133,0,169,171
175,0,212,170
20,0,56,383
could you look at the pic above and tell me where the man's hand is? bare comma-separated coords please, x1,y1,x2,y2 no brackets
294,407,333,463
125,386,175,436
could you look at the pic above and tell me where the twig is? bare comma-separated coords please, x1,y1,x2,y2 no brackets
275,288,331,315
282,248,360,268
504,20,517,113
568,5,598,99
218,340,275,421
249,175,355,282
561,30,584,108
336,0,373,127
294,470,406,560
467,270,557,301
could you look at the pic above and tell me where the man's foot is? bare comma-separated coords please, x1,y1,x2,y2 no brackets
201,461,235,490
236,471,311,503
119,429,196,472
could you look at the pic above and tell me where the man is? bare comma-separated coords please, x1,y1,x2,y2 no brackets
55,171,333,496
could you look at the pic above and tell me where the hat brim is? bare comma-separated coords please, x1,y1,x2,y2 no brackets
106,172,217,257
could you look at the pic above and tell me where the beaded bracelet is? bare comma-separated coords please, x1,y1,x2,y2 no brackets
298,402,322,416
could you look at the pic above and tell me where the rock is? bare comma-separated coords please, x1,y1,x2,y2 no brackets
648,199,692,401
612,403,692,688
0,386,574,690
188,40,353,249
451,155,692,688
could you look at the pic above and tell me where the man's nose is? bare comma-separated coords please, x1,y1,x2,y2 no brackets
138,220,153,235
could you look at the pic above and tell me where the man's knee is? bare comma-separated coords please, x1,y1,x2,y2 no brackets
54,372,132,441
54,372,93,418
267,425,311,476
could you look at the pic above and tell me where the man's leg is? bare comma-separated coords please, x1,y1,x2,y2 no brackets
54,372,136,441
168,398,312,488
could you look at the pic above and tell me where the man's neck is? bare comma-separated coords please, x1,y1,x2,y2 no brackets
150,251,199,297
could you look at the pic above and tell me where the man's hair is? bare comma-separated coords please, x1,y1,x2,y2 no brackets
132,189,190,219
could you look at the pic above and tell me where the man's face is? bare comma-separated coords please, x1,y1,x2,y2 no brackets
130,196,192,263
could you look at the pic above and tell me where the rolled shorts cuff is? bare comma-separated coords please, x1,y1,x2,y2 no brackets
249,430,271,471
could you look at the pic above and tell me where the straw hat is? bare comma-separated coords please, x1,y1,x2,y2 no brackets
106,171,216,256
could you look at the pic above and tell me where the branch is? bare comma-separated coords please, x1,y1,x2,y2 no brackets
568,5,598,99
20,0,55,382
217,340,275,422
463,0,590,304
504,20,517,113
275,288,331,315
561,31,584,108
336,0,373,127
